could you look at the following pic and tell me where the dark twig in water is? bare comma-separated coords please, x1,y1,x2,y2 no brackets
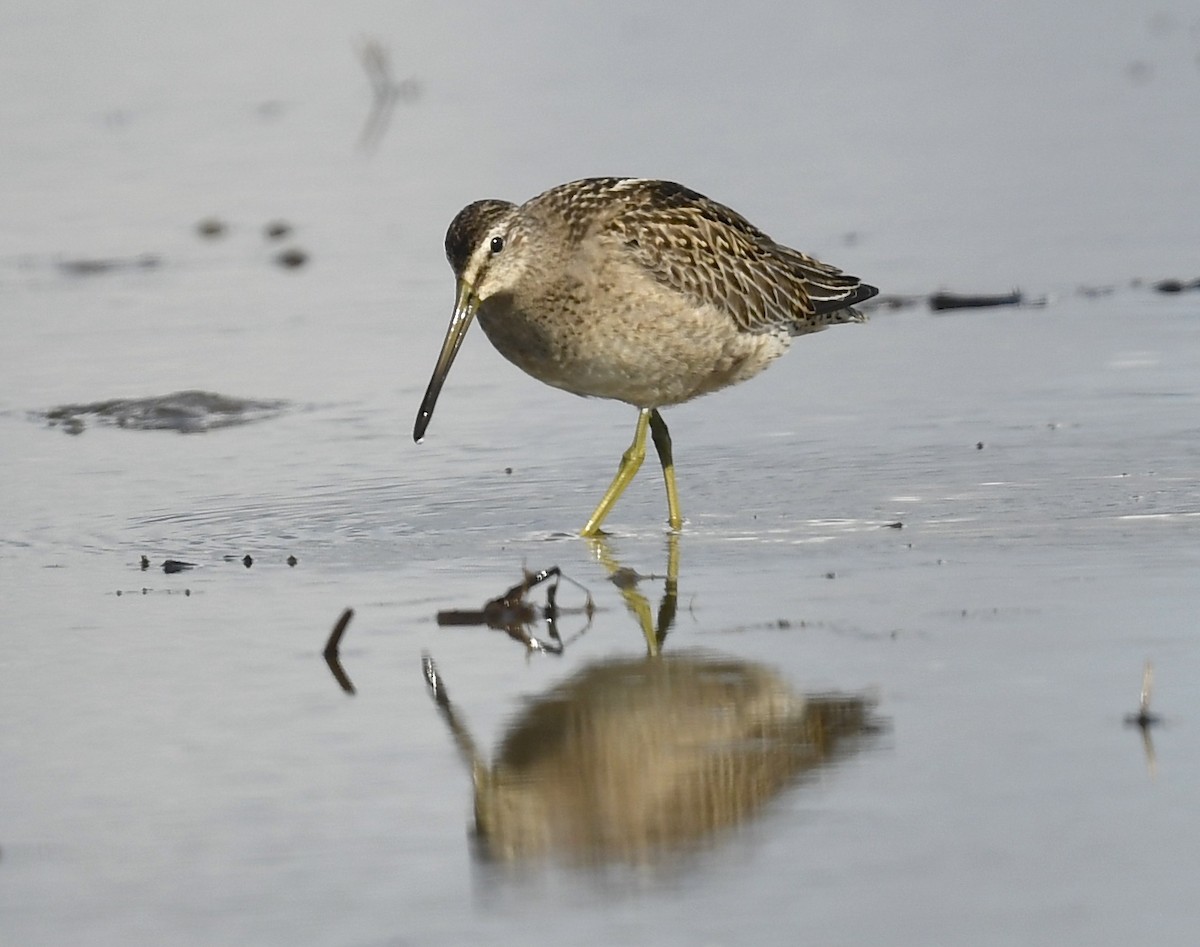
1124,661,1160,729
323,608,356,695
436,566,594,654
196,218,227,238
264,220,293,241
274,247,308,269
929,291,1023,312
857,293,923,313
57,254,161,276
1124,661,1160,778
1152,278,1200,294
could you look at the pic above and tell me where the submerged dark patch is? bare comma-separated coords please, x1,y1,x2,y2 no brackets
35,390,289,434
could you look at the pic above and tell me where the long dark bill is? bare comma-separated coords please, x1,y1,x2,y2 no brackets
413,279,479,442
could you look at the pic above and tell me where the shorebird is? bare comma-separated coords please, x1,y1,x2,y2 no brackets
414,177,877,535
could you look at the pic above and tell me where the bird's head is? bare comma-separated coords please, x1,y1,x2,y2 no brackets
414,199,525,442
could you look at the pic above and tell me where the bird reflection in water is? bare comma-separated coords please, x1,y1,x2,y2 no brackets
424,653,874,864
422,538,879,866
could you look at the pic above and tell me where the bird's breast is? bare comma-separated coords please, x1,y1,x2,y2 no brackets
476,285,789,409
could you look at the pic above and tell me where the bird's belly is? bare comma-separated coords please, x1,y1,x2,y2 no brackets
477,298,790,409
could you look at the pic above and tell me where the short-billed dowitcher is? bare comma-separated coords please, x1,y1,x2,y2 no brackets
414,177,877,535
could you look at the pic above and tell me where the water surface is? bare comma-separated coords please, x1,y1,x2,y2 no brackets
2,2,1199,945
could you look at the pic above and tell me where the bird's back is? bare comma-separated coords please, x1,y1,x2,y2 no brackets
528,177,877,337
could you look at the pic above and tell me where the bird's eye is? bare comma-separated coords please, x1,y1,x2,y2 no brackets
489,235,504,254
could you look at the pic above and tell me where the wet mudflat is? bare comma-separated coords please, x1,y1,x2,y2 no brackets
3,2,1200,945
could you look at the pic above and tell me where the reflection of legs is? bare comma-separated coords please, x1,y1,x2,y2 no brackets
586,533,680,657
657,531,679,645
647,409,683,530
581,409,651,537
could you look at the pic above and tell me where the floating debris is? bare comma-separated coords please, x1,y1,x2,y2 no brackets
357,38,421,151
1124,661,1160,779
36,390,289,434
196,217,227,238
263,220,293,240
323,608,356,695
608,566,644,590
860,293,923,313
436,566,594,653
274,247,308,269
56,253,161,277
255,100,287,121
1124,661,1161,729
929,290,1022,311
1152,278,1200,294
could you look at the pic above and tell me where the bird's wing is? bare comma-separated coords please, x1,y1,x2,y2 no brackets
601,179,875,333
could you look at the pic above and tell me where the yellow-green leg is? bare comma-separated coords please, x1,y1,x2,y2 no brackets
647,409,683,531
580,409,652,537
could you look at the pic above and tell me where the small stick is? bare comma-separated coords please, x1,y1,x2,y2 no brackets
323,608,356,695
435,566,594,653
1124,660,1161,728
324,608,354,659
356,38,419,151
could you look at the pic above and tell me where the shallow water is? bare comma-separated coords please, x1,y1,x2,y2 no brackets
3,1,1200,945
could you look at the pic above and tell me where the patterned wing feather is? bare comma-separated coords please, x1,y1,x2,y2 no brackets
596,179,876,334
